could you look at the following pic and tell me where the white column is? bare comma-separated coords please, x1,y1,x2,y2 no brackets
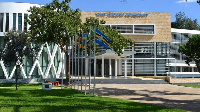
154,42,157,76
9,13,13,31
109,59,112,76
132,55,134,76
115,59,117,77
16,13,18,30
22,13,24,31
132,47,134,76
118,59,122,75
180,66,182,72
124,58,127,77
86,58,89,76
102,56,104,77
3,13,5,32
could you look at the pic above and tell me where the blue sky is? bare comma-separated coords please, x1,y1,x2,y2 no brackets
0,0,199,22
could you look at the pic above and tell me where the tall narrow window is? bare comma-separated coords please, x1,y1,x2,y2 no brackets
18,13,22,31
0,13,4,32
6,13,9,32
24,14,28,32
13,13,16,31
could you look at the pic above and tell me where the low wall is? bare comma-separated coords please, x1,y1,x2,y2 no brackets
169,78,200,83
136,76,169,80
136,76,200,83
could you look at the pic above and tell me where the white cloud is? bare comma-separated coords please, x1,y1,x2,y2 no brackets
177,0,197,3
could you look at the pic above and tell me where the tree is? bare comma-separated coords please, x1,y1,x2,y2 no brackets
171,12,200,30
81,17,134,55
28,0,134,86
178,34,200,72
0,31,39,90
28,0,81,86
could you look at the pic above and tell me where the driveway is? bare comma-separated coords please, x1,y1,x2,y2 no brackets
85,84,200,112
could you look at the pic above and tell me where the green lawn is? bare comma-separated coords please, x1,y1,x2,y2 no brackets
0,84,185,112
178,84,200,88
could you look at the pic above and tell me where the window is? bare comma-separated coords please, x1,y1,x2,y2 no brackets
13,13,16,31
6,13,9,32
24,14,28,32
0,13,4,32
18,13,22,31
111,25,133,33
134,25,154,34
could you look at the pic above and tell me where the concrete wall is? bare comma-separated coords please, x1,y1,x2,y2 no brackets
169,78,200,83
81,11,171,42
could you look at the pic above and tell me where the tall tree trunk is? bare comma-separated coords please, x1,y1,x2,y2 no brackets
15,65,20,91
15,73,18,91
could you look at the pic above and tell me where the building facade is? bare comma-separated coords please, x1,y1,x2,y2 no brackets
0,2,200,79
81,11,172,77
0,2,66,79
169,28,200,78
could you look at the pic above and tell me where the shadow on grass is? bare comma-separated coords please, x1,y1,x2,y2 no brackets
0,88,184,112
93,87,200,112
0,96,180,112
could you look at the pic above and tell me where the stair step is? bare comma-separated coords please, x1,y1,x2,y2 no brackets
73,78,168,84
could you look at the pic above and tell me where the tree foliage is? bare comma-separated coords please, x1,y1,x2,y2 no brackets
28,0,81,53
178,34,200,72
172,12,200,30
0,31,40,90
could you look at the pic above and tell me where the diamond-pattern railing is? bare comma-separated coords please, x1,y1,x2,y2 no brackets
0,43,66,79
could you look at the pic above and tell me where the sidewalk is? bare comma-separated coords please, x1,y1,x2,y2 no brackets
82,84,200,112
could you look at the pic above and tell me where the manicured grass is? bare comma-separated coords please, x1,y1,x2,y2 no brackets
0,83,42,87
178,84,200,88
0,85,185,112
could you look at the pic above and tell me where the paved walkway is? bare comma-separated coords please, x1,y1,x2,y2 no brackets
85,84,200,112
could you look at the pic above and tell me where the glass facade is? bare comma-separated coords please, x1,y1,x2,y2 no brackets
13,13,16,31
134,25,154,34
6,13,9,32
134,42,170,76
18,13,22,31
104,24,155,34
0,13,4,32
111,25,133,33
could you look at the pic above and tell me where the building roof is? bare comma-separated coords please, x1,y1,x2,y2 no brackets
171,28,200,34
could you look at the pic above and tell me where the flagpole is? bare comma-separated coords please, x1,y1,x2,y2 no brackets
89,26,92,94
74,34,77,90
93,26,96,96
81,31,83,92
84,33,87,95
71,35,74,89
68,36,71,88
77,32,80,91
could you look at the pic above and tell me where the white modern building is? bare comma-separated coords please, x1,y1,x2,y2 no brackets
0,2,200,80
0,2,66,79
169,28,200,78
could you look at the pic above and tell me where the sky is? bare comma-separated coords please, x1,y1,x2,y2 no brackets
0,0,199,22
